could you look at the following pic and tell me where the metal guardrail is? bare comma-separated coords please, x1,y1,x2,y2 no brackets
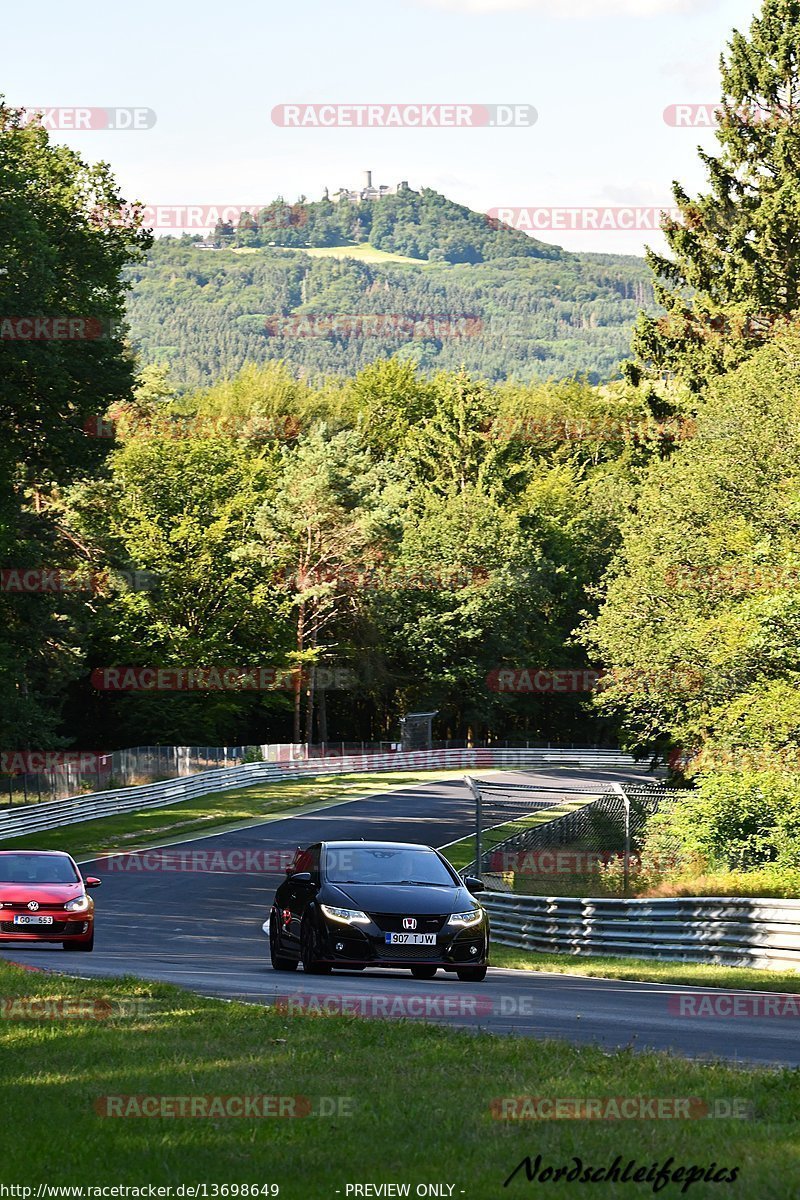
0,747,644,842
482,892,800,972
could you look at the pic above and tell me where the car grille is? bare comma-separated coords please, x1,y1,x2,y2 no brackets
379,943,441,961
1,902,66,911
0,920,83,935
370,913,448,934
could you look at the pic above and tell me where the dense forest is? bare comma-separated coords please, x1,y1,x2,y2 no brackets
16,352,671,752
125,217,655,387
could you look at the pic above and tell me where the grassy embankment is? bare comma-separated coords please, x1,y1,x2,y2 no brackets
0,960,797,1195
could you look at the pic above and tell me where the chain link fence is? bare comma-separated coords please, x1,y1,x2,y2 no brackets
0,740,425,803
462,775,674,895
0,741,661,807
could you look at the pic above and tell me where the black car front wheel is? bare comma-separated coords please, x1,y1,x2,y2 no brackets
300,916,332,975
269,914,298,972
456,964,487,982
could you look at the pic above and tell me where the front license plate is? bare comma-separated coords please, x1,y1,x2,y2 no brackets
13,915,53,926
385,932,436,945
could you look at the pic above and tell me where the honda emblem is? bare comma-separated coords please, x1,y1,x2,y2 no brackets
402,917,417,930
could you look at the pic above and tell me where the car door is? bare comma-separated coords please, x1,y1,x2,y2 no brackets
280,844,321,951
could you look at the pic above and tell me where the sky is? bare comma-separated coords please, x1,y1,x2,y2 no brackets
2,0,759,256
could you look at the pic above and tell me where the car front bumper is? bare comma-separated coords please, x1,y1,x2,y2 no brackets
316,918,488,969
0,917,92,943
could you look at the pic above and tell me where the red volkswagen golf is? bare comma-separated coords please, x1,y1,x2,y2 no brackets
0,851,100,951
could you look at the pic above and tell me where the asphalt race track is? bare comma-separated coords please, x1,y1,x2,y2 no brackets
2,768,797,1068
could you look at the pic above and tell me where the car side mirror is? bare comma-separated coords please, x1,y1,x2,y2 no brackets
464,875,485,893
85,877,102,889
290,871,314,888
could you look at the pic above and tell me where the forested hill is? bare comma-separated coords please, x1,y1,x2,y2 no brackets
125,189,657,388
208,187,562,262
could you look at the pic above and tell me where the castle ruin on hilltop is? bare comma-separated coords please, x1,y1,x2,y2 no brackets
325,171,411,205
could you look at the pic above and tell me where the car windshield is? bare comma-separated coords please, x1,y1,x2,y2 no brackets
0,854,79,884
325,846,454,886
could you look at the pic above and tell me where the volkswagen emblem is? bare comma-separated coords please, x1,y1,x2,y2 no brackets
402,917,417,930
27,901,39,911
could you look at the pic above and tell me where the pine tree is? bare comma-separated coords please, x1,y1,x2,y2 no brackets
628,0,800,395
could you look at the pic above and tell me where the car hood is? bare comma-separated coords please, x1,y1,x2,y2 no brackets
328,882,475,915
0,882,83,905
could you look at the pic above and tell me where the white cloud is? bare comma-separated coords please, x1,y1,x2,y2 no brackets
415,0,713,16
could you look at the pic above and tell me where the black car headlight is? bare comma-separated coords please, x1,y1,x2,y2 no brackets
447,908,483,928
320,904,371,926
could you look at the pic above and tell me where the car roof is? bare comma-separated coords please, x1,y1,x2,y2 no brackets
320,841,435,851
0,849,72,857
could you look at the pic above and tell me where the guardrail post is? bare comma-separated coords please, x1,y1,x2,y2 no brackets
464,775,482,877
612,782,631,891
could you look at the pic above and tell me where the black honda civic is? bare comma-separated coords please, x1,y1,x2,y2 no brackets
267,840,489,981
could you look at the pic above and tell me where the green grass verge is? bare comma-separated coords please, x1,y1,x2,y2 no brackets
491,945,800,993
0,769,466,861
0,961,795,1194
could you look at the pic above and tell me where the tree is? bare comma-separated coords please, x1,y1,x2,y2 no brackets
238,428,381,743
0,100,150,748
627,0,800,396
341,358,435,455
586,328,800,763
64,436,287,746
401,371,514,495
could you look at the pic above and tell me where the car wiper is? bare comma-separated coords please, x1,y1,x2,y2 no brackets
332,879,449,886
396,880,449,886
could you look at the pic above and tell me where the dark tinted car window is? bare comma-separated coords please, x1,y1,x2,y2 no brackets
325,846,454,886
289,848,313,874
0,854,79,884
289,845,321,881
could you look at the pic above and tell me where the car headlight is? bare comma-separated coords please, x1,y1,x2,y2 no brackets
65,895,90,912
448,908,483,927
319,904,370,926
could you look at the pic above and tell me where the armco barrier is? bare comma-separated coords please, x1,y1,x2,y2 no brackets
481,892,800,972
0,747,643,841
